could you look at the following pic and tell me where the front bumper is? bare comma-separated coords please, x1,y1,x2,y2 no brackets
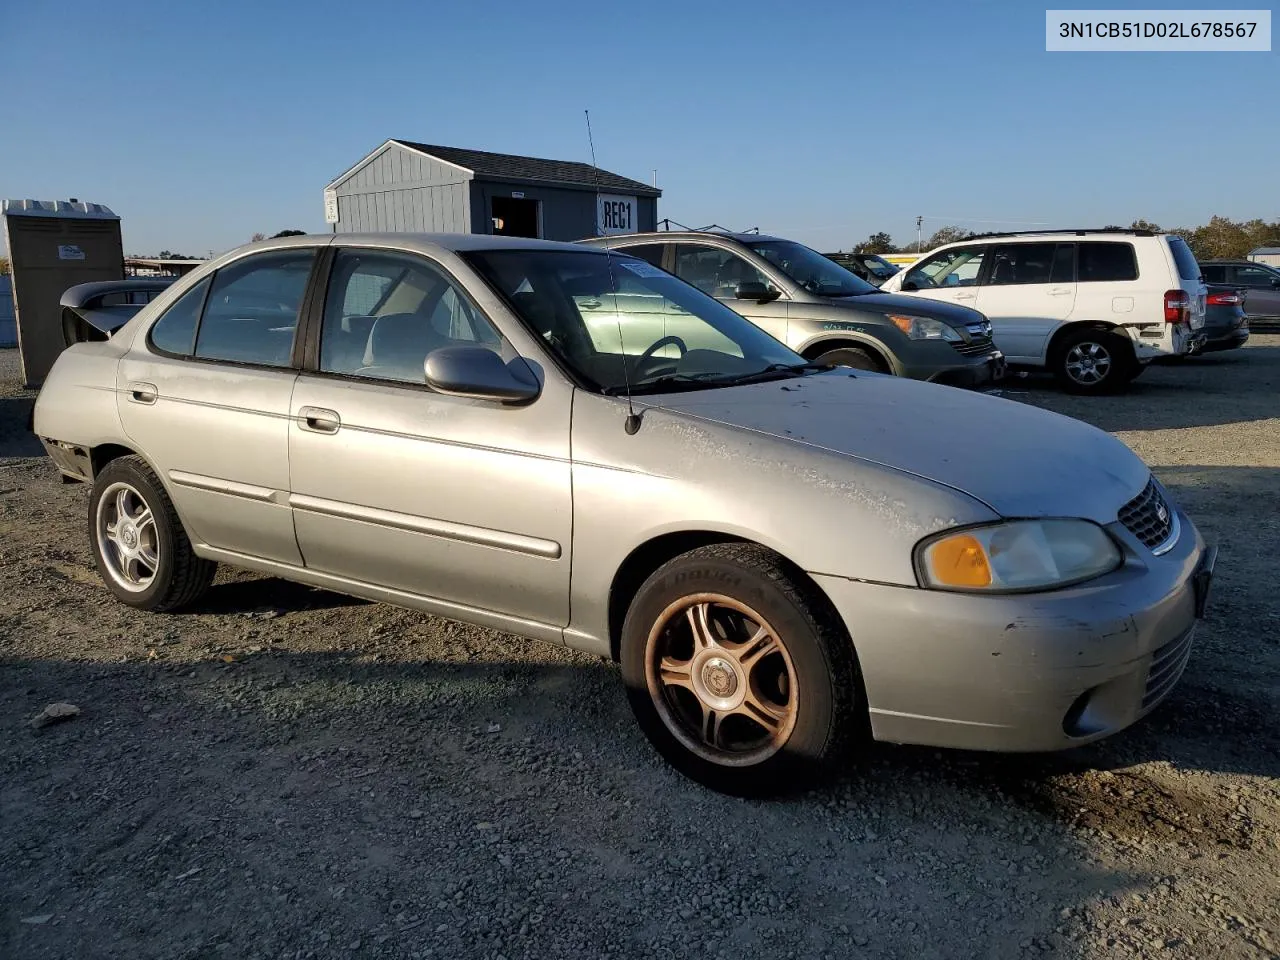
813,511,1212,752
907,349,1006,388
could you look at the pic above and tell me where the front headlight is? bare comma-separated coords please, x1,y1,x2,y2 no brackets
916,520,1122,592
888,314,961,342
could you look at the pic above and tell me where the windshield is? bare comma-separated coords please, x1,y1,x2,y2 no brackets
745,239,877,297
463,249,804,394
862,256,898,279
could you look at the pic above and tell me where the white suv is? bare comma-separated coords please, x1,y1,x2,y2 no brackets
879,230,1207,392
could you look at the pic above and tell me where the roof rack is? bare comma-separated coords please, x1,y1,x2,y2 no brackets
657,219,760,235
963,227,1156,239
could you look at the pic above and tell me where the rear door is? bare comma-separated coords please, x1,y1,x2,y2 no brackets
896,244,989,311
974,242,1075,363
1232,263,1280,318
116,248,319,565
671,242,790,342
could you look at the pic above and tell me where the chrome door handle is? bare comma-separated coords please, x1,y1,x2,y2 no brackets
127,381,158,404
298,406,341,434
579,298,602,309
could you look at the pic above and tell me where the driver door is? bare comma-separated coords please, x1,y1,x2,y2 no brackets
898,244,990,311
672,243,790,342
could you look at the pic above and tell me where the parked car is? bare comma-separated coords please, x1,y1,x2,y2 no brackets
579,231,1004,387
33,233,1214,795
1198,284,1250,352
879,229,1208,393
60,278,176,346
822,251,900,286
1199,259,1280,328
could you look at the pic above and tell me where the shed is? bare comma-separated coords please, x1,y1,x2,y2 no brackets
325,140,660,242
0,275,16,348
1248,246,1280,267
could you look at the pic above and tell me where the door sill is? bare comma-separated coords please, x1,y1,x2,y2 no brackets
193,544,567,646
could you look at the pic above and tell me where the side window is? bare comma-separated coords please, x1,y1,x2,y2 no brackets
320,250,503,383
673,244,775,299
903,246,987,289
617,244,666,269
193,251,314,366
1200,264,1228,284
1234,265,1276,287
1078,242,1138,283
148,277,211,356
987,243,1060,286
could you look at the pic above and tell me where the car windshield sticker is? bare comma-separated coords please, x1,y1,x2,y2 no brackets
616,259,668,279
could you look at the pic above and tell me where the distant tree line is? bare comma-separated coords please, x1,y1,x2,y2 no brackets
845,217,1280,260
251,230,307,241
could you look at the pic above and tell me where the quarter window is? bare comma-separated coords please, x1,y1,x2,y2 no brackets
148,277,211,356
1078,242,1138,283
903,246,988,289
193,251,314,366
319,250,502,384
673,245,775,299
1164,237,1198,283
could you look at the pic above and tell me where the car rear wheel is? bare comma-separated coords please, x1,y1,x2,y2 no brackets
89,456,216,611
1052,329,1135,394
620,544,863,795
813,346,886,373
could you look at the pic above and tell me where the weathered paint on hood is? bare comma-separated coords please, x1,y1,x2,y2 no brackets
643,372,1149,524
821,291,987,328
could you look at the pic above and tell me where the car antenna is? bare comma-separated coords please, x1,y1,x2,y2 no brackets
586,109,643,435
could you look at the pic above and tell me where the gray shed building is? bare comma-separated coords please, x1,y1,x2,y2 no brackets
325,140,660,242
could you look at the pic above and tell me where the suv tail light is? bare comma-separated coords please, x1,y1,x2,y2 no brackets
1164,289,1190,324
1206,290,1242,307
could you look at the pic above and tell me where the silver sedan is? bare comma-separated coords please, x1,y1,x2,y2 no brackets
32,233,1215,794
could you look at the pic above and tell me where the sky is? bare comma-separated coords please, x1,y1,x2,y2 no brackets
0,0,1275,256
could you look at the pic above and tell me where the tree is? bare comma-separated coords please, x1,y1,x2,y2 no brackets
0,255,9,276
1130,218,1162,232
251,232,266,242
854,232,897,254
271,229,306,238
900,225,971,253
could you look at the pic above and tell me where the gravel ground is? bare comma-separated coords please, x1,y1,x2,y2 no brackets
2,342,1277,960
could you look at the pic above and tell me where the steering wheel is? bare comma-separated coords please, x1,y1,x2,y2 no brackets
637,335,688,366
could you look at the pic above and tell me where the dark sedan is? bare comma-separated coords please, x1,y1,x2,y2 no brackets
1199,284,1249,352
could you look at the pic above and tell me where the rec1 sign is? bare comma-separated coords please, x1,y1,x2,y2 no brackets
596,194,637,236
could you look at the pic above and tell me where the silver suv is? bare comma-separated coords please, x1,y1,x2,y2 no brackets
580,231,1005,387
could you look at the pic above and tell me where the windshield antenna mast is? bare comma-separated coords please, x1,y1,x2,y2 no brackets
585,109,643,435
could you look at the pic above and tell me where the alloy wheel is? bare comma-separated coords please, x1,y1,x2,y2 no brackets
95,481,160,592
644,594,798,767
1064,341,1112,385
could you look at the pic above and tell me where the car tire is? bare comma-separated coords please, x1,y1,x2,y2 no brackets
1051,328,1135,394
619,543,864,795
814,346,887,373
89,455,216,611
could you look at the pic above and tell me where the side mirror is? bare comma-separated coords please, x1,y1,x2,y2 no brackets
902,280,919,292
424,346,540,403
735,281,781,303
1271,278,1280,289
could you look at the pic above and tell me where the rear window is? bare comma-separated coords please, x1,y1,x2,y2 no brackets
1166,237,1201,283
1078,242,1138,283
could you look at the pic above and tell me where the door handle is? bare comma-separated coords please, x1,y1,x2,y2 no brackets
298,406,341,434
578,298,602,309
127,381,158,404
955,294,977,301
1048,287,1072,296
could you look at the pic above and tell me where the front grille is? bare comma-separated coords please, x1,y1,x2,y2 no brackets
1118,477,1175,550
1142,627,1194,710
953,335,995,356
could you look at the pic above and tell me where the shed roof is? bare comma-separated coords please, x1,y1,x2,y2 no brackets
3,199,118,219
1249,246,1280,256
390,140,661,197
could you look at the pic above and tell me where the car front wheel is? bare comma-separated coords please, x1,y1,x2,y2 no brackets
620,544,863,795
89,455,216,611
814,346,886,373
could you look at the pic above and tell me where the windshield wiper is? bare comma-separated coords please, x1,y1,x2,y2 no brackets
710,361,832,386
602,372,727,396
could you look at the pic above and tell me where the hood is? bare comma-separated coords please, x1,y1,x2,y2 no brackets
821,290,986,328
644,372,1149,524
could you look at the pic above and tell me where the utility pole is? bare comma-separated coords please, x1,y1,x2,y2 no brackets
916,215,923,252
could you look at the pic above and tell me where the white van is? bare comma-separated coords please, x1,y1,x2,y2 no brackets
879,230,1206,392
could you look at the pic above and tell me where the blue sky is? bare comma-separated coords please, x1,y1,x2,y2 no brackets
1,0,1275,255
